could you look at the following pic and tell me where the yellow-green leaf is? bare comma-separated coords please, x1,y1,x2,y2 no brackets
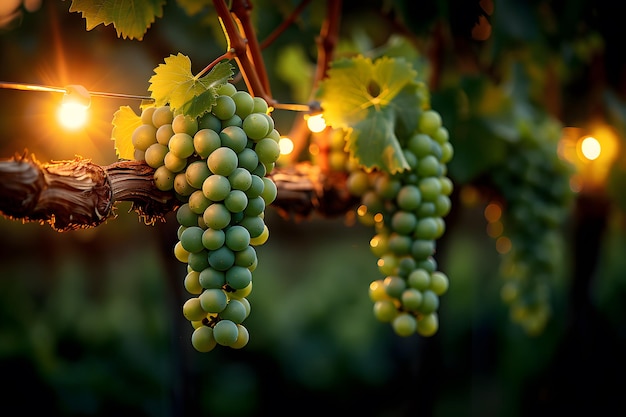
111,105,142,160
69,0,165,40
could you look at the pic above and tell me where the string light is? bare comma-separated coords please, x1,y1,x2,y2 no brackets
0,81,153,130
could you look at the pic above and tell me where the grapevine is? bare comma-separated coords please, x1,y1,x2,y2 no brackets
316,56,453,337
115,58,280,352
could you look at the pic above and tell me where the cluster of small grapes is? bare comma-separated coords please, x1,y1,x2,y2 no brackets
130,83,280,351
492,117,573,335
346,109,454,337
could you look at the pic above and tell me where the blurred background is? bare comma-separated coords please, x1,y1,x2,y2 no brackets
1,0,626,416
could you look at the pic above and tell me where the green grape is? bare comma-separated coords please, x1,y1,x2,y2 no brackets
186,160,211,189
401,288,423,311
242,113,270,140
212,95,237,120
392,313,417,337
225,266,252,290
199,267,226,289
254,138,280,165
184,271,203,295
169,133,195,159
194,129,221,159
414,217,440,240
220,125,248,153
225,225,251,251
180,226,205,253
144,143,168,168
232,91,254,119
191,326,217,352
174,172,195,196
391,211,417,235
156,124,174,145
419,177,442,201
230,325,250,349
260,177,277,204
239,216,265,239
251,96,268,114
217,82,237,96
243,196,265,217
187,250,210,272
416,155,441,178
224,190,248,213
183,297,206,321
141,106,156,124
245,175,265,198
152,105,174,127
189,190,211,214
208,147,238,176
172,114,198,136
198,112,222,132
228,167,252,191
164,152,188,173
396,185,421,211
213,319,239,346
234,245,257,268
221,115,243,129
203,203,231,230
418,109,442,135
237,148,259,172
208,245,235,271
202,175,231,201
199,288,228,313
153,165,175,191
383,275,406,299
373,300,398,322
176,203,199,227
220,299,248,324
132,124,157,151
416,313,439,336
418,290,439,314
202,228,226,251
429,271,449,295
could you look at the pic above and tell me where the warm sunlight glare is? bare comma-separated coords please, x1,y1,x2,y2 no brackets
306,113,326,133
57,101,88,130
580,136,601,161
279,137,294,155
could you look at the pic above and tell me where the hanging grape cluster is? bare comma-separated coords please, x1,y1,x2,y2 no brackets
490,115,574,335
346,109,454,337
130,83,280,352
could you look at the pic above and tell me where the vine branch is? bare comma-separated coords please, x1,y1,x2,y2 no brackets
0,156,357,232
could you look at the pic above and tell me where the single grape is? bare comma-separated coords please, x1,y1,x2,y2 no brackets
392,313,417,337
191,326,217,352
212,95,237,120
180,226,205,253
220,125,248,153
230,324,249,349
172,114,198,136
193,129,221,159
186,160,212,189
232,91,254,119
184,271,203,295
156,124,174,145
202,175,231,201
220,299,248,324
169,132,195,159
224,190,248,213
203,203,231,230
153,165,175,191
418,109,442,135
199,288,228,313
243,113,270,140
213,319,239,346
152,106,174,127
199,267,226,289
208,245,235,271
141,106,156,124
183,297,206,321
225,225,251,251
202,228,226,251
208,147,238,176
144,143,168,168
132,124,157,151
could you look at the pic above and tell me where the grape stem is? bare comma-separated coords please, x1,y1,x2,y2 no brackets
0,156,358,232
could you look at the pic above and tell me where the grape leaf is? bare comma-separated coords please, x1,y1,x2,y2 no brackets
111,105,142,160
316,55,420,173
148,53,233,118
69,0,165,40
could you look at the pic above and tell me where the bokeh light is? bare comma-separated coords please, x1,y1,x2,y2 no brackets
57,101,88,130
306,113,326,132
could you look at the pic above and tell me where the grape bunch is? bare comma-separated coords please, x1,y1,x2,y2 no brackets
491,115,573,335
130,83,280,352
346,109,454,337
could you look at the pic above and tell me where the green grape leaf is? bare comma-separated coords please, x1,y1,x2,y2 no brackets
69,0,165,40
316,55,420,173
111,105,142,160
148,53,233,118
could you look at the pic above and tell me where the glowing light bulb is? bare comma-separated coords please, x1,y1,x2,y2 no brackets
306,113,326,133
580,136,601,160
278,137,294,155
57,101,88,130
